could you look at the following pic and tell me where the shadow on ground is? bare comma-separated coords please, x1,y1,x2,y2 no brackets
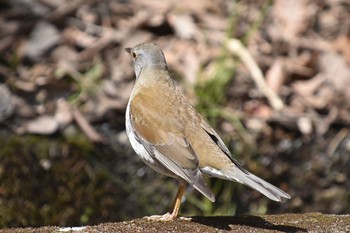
191,215,307,232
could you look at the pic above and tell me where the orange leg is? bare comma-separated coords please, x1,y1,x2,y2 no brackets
144,182,187,221
169,182,187,218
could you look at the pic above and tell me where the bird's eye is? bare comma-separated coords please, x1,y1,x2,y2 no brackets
132,52,137,59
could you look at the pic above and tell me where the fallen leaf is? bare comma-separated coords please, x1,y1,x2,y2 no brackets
51,45,79,78
321,51,350,101
273,0,314,39
167,14,201,40
54,98,73,127
292,74,333,109
297,116,313,135
26,115,59,134
293,74,326,96
265,59,286,93
62,27,97,48
22,21,60,61
332,36,350,64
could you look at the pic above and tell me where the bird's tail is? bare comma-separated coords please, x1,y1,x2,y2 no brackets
232,169,290,202
201,166,290,202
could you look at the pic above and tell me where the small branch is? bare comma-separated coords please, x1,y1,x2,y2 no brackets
327,128,349,156
226,39,284,111
71,106,107,144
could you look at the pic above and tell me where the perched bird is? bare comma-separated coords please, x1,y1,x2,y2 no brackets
125,42,290,221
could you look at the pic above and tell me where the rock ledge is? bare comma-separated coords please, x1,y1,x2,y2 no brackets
3,213,349,232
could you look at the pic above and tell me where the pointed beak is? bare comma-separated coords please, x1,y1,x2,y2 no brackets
125,47,132,54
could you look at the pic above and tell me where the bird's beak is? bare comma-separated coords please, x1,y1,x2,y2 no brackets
125,47,132,54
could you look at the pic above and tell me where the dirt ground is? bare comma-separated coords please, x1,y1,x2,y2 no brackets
2,213,350,233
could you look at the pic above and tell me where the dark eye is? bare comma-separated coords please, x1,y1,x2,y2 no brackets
132,52,137,59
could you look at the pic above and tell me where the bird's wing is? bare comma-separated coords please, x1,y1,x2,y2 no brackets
129,92,215,201
199,117,290,201
199,117,249,174
132,118,197,169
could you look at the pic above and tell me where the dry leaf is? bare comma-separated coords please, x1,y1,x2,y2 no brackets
273,0,314,38
321,51,350,101
292,74,332,109
22,21,60,61
54,98,73,127
63,27,97,48
333,36,350,64
297,116,313,135
26,115,59,134
293,74,326,96
265,59,286,93
167,14,201,40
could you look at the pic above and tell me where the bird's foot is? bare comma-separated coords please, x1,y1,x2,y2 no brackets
143,213,191,221
143,213,176,221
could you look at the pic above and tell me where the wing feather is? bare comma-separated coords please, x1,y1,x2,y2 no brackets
129,93,214,201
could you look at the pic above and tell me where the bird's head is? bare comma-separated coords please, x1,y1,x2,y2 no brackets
125,42,168,78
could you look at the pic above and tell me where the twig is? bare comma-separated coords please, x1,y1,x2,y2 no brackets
327,128,349,156
226,39,284,111
71,105,107,144
46,0,84,22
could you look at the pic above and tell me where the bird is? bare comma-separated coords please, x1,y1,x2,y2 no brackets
125,42,290,221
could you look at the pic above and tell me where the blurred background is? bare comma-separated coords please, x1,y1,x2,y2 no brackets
0,0,349,227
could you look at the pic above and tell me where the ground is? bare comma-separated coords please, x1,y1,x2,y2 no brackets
1,0,350,228
2,213,349,233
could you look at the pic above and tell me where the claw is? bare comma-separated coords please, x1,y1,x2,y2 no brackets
143,213,192,221
144,213,176,221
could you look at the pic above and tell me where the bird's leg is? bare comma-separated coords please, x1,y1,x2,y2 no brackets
169,181,186,218
144,182,188,221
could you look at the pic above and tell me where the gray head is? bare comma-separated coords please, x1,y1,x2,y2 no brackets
125,42,168,78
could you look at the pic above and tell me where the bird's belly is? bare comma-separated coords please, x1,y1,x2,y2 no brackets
125,103,155,164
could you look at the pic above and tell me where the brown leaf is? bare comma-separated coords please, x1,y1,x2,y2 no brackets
167,14,201,40
293,74,326,96
22,21,60,61
95,90,128,117
273,0,315,38
51,46,79,78
14,79,37,92
25,115,59,134
321,51,350,101
292,74,332,109
333,36,350,65
265,59,286,93
297,116,313,135
62,27,97,48
54,98,73,127
13,96,35,118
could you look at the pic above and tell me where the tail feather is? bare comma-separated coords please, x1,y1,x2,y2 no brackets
233,169,290,202
191,169,216,202
201,166,290,202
